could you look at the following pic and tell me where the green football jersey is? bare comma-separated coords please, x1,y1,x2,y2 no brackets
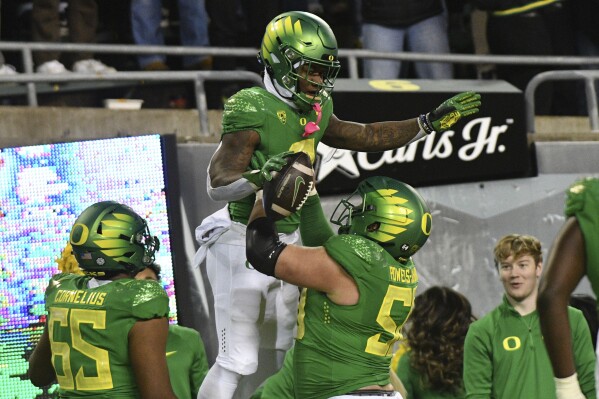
166,324,209,399
565,177,599,307
44,273,169,398
221,87,333,233
294,234,418,399
250,346,295,399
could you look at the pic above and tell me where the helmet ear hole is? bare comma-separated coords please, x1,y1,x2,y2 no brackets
366,222,380,232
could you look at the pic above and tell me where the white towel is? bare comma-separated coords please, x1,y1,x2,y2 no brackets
192,206,232,268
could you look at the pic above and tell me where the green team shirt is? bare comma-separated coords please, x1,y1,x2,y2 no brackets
250,346,295,399
294,234,418,399
565,177,599,309
166,324,209,399
396,351,465,399
463,296,596,399
221,86,333,233
44,273,169,398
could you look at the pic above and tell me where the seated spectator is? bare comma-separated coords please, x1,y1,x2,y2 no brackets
392,286,475,399
130,0,211,71
0,1,17,75
31,0,116,74
361,0,453,79
473,0,579,115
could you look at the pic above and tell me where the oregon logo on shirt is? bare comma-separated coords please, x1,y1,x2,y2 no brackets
503,336,521,351
277,110,287,124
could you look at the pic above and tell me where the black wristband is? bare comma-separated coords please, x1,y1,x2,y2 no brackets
417,113,434,135
246,217,287,277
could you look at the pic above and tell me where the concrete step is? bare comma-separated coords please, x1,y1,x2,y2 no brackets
0,106,224,148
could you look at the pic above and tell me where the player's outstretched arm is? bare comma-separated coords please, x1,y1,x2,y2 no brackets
28,326,56,387
419,91,481,134
322,91,481,152
538,217,587,379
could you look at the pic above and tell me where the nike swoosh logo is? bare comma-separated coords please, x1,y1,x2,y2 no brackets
292,176,306,207
166,351,177,357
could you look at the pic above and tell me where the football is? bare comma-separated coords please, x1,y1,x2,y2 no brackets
263,151,314,221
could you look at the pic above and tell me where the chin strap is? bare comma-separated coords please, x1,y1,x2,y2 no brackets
263,68,297,108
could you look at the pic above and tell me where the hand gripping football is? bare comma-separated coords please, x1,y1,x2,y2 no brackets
263,151,314,221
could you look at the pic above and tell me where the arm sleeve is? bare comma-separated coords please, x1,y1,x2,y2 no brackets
570,308,597,399
299,193,334,247
395,353,414,399
463,324,493,398
207,172,256,202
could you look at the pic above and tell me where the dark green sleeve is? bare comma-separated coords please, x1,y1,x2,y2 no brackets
463,323,493,398
299,193,334,247
190,331,210,397
131,280,170,319
222,89,265,134
255,346,295,399
395,352,414,399
570,308,597,399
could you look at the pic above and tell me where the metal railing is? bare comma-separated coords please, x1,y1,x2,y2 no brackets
525,70,599,133
3,41,599,78
1,41,599,134
0,70,263,135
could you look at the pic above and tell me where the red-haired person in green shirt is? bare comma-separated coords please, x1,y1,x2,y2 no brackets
464,234,595,399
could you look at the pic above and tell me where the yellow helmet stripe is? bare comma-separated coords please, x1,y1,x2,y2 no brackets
111,212,136,222
379,224,409,235
293,19,303,36
274,18,286,39
94,239,128,249
370,231,396,243
266,23,278,51
284,16,293,36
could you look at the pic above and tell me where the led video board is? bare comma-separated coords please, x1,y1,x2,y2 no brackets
0,134,181,398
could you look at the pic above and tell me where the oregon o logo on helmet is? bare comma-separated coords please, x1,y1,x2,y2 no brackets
421,213,433,236
70,223,90,245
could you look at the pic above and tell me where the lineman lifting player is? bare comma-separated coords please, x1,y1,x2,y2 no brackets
196,10,482,399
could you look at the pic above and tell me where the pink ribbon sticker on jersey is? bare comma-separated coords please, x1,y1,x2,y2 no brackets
303,103,322,137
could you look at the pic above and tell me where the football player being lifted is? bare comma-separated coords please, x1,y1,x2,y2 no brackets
28,201,177,399
246,176,432,399
197,10,480,399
